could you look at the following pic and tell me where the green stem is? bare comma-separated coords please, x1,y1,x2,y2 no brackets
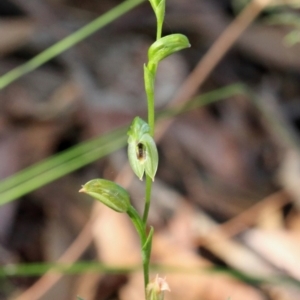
127,206,152,291
145,63,157,137
0,0,145,90
141,17,160,292
143,62,156,223
156,20,163,40
142,247,150,290
143,175,153,224
147,92,155,137
143,59,156,227
142,226,154,291
142,60,157,297
140,2,166,297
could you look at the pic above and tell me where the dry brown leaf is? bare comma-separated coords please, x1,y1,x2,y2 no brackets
120,200,266,300
120,231,265,300
244,229,300,281
0,18,35,56
92,204,140,266
168,200,278,279
75,273,103,300
91,204,141,300
278,150,300,208
256,200,285,229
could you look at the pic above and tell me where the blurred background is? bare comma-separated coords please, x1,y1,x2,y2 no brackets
1,0,300,299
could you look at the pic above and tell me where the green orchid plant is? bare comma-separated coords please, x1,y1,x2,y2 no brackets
79,0,190,298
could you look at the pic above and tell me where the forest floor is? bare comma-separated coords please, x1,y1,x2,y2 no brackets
1,0,300,299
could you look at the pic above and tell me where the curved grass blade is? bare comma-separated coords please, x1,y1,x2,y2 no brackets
1,260,299,290
0,0,146,90
0,261,140,277
0,127,127,206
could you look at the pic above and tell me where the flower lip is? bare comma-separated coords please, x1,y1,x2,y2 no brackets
137,142,146,161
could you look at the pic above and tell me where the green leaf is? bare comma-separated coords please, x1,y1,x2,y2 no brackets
127,117,158,181
79,179,131,213
148,34,190,64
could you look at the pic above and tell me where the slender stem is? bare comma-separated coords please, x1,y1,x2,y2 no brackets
127,206,151,290
141,9,161,293
147,96,155,137
143,61,157,225
145,63,157,137
142,58,157,300
142,248,150,290
140,3,165,297
156,5,164,41
142,226,154,291
143,175,153,224
143,61,157,223
156,20,162,40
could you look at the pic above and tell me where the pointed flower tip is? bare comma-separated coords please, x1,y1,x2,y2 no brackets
78,187,85,193
148,175,155,182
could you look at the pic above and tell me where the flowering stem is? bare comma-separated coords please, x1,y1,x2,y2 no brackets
129,0,189,298
142,58,157,245
141,29,160,294
80,2,190,299
141,1,162,295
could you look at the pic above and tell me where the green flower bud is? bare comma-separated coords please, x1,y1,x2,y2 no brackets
79,179,130,213
148,34,190,64
127,117,158,181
